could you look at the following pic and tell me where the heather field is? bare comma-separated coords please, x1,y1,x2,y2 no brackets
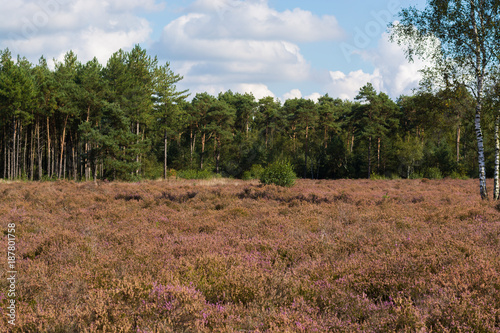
1,179,500,332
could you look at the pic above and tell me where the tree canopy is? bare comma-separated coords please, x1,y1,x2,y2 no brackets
0,45,498,193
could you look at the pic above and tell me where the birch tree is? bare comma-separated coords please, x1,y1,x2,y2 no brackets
391,0,500,199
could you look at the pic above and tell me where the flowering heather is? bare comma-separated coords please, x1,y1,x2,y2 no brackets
0,179,499,332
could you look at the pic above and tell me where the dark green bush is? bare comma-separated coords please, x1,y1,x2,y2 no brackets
177,169,220,180
242,164,265,180
260,160,296,187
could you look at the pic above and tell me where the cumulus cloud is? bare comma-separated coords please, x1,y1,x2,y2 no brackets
326,32,427,100
0,0,159,64
155,0,344,98
282,89,303,101
327,69,383,100
235,83,275,100
185,0,344,42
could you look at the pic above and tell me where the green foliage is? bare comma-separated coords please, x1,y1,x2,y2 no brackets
395,136,424,179
424,167,443,180
450,171,469,180
260,160,296,187
177,169,220,180
242,164,264,180
0,46,494,186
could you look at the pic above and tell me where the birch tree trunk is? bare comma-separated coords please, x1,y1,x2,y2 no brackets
471,3,488,200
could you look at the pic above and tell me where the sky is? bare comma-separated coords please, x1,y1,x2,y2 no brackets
0,0,428,102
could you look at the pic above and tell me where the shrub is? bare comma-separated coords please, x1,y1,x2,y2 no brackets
424,167,443,179
242,164,264,180
177,169,219,180
260,160,296,187
370,173,387,180
450,171,468,180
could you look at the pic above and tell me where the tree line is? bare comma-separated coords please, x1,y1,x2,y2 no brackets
1,45,498,184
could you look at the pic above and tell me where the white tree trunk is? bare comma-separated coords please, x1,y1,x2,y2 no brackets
475,108,488,200
471,1,488,200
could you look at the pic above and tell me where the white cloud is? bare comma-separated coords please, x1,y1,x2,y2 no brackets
282,89,302,101
186,0,344,42
305,92,322,103
326,32,427,100
235,83,275,100
327,69,383,100
156,0,344,98
182,82,275,101
0,0,157,64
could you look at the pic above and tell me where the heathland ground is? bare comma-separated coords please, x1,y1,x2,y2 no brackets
0,179,499,332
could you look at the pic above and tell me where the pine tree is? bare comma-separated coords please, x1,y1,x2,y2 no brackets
153,62,189,179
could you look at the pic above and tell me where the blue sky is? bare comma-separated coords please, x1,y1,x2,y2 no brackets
0,0,428,101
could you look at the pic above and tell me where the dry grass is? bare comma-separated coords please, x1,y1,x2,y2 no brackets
1,179,499,332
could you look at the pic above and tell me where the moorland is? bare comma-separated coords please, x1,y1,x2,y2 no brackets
1,178,499,332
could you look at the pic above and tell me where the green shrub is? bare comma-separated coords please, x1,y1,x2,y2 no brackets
409,172,423,179
260,160,296,187
242,171,253,180
177,169,219,180
424,167,443,180
370,173,387,180
449,171,468,180
242,164,265,180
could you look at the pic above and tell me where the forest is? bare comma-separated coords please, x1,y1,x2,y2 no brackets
0,45,498,183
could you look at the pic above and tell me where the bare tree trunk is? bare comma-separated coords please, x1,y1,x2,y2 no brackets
7,145,10,180
23,125,28,178
3,131,6,179
475,105,487,200
136,122,140,175
17,123,22,179
189,128,193,167
456,123,461,163
304,124,309,179
12,118,17,180
494,113,499,200
215,136,221,174
377,137,381,172
37,119,42,180
59,115,69,179
30,123,34,180
72,142,76,181
201,132,206,170
84,106,90,181
164,129,168,179
471,2,488,200
368,136,372,178
47,117,51,178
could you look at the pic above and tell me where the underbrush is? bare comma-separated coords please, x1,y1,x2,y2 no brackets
1,179,499,331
